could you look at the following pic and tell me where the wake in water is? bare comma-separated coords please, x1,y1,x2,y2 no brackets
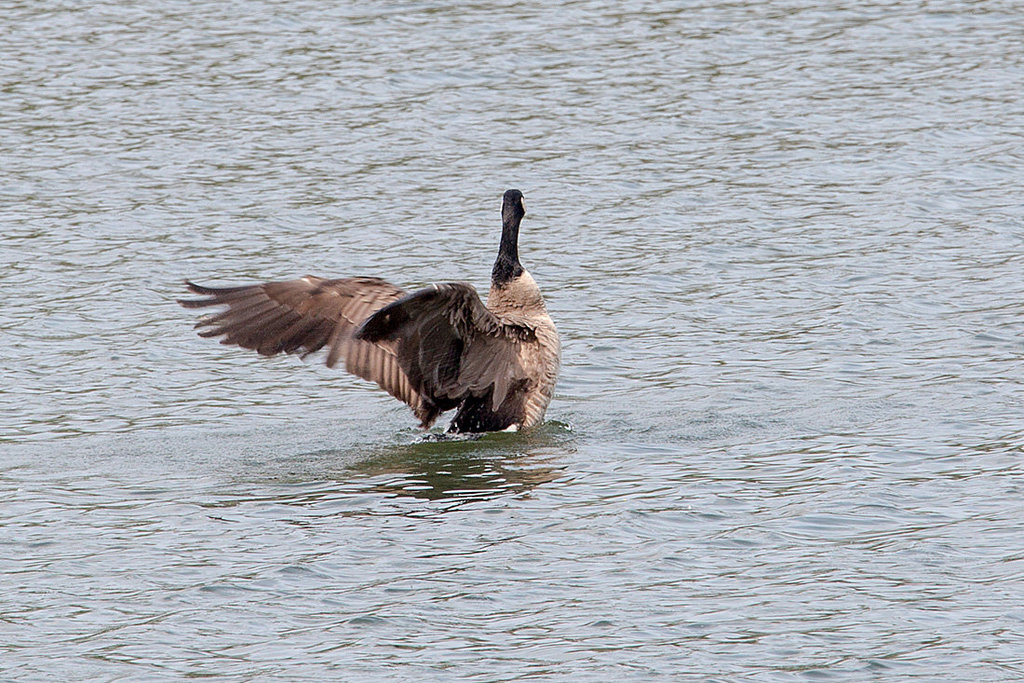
419,432,484,443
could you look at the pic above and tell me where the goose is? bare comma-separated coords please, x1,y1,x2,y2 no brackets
178,189,560,433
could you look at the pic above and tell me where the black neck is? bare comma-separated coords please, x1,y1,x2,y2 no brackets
492,201,524,286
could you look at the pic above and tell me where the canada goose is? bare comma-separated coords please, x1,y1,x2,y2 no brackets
178,189,559,433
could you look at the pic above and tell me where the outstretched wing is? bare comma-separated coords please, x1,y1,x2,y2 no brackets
178,276,432,425
357,282,535,413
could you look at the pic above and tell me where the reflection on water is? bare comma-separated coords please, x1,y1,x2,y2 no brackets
181,422,574,507
350,425,572,501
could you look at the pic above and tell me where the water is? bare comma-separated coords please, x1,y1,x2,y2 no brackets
3,0,1024,679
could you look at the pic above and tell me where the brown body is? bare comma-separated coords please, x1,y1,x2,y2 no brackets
179,189,559,433
481,271,560,430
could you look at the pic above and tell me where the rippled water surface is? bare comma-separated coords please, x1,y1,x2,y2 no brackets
4,0,1024,679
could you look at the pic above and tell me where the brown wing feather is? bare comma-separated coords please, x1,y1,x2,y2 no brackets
356,282,534,411
179,276,439,426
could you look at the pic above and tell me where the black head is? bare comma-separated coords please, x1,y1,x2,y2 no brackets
502,189,526,223
493,189,527,286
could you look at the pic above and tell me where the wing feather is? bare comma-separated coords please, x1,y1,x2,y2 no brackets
179,276,443,425
356,282,534,412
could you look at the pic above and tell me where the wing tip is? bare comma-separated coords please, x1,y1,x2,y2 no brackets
178,280,257,308
177,280,214,308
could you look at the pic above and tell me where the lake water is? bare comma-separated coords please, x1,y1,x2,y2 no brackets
3,0,1023,679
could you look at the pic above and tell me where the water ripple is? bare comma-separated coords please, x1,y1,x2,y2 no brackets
3,0,1024,679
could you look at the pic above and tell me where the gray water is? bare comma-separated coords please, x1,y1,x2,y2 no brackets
3,0,1024,679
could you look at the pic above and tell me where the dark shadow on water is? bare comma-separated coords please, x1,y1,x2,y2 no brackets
195,421,576,508
347,421,574,501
